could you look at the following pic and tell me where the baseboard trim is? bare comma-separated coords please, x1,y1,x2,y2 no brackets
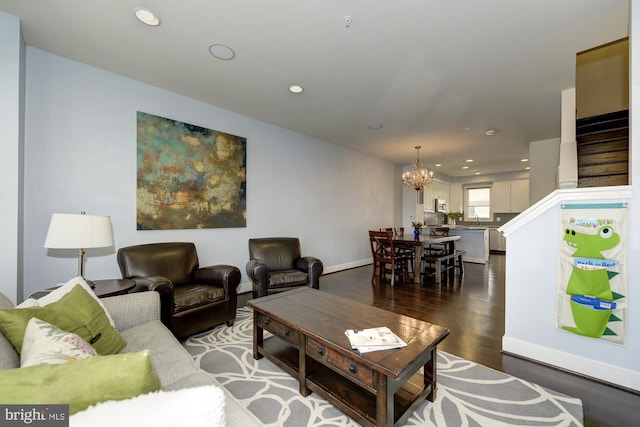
502,336,640,392
237,282,252,295
237,259,373,295
322,259,372,274
461,255,487,264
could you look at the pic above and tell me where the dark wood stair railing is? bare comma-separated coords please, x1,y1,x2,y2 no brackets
576,109,629,188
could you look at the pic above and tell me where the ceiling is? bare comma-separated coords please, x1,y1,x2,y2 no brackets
0,0,629,178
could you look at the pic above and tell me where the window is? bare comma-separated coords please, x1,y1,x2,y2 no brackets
465,187,491,221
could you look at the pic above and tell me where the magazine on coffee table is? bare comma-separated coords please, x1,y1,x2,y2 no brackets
345,327,407,353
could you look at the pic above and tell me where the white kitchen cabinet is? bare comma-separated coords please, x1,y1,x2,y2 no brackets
423,180,450,211
449,183,463,213
422,186,432,208
432,181,450,202
491,181,511,212
491,179,529,213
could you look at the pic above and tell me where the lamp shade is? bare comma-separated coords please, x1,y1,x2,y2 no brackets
44,213,114,249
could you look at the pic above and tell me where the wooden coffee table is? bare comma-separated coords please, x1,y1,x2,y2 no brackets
247,288,450,427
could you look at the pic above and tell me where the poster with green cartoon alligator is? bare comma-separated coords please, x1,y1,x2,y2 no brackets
557,203,627,345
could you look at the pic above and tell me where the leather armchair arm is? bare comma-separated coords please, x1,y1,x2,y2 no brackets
295,256,324,289
194,265,241,298
129,276,174,329
194,265,240,319
246,259,270,298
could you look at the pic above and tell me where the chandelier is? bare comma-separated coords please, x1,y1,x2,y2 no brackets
402,145,434,191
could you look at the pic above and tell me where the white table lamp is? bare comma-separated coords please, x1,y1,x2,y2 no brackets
44,212,114,285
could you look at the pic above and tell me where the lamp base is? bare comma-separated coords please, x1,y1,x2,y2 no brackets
77,249,95,289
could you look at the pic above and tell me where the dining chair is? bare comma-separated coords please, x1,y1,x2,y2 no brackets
388,227,419,275
369,230,410,286
383,227,404,235
426,227,450,256
383,227,414,273
422,227,454,280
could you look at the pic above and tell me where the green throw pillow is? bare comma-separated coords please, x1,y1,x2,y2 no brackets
0,284,126,355
0,350,162,415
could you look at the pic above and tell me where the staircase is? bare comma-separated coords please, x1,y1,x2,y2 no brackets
576,110,629,188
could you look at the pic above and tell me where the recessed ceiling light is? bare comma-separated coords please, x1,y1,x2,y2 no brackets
435,163,442,167
525,166,531,170
289,85,304,94
521,158,529,162
208,44,236,60
474,172,481,175
134,7,160,26
466,159,474,163
485,129,497,136
462,166,469,169
368,124,383,130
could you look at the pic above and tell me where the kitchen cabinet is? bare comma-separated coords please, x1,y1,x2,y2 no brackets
424,180,450,211
449,183,463,213
422,186,432,208
491,179,529,213
434,181,450,202
491,181,511,212
489,228,506,252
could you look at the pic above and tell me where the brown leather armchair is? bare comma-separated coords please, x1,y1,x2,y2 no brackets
117,242,240,340
246,237,323,298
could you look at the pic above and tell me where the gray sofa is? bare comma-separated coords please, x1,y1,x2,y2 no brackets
0,290,259,425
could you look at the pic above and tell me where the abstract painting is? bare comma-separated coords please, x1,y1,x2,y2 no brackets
136,111,246,230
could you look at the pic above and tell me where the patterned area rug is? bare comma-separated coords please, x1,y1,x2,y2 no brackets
184,308,583,426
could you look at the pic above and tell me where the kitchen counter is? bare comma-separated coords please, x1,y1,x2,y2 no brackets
449,226,487,230
446,228,489,264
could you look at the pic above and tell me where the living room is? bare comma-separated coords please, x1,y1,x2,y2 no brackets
1,0,639,420
0,14,400,301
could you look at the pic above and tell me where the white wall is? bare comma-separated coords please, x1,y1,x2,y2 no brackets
18,47,400,299
0,12,24,303
529,137,560,204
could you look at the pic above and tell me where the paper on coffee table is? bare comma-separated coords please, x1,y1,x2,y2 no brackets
345,327,407,353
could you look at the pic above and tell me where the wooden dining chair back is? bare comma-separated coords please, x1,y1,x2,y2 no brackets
429,227,450,237
369,230,410,286
426,227,450,257
382,227,413,270
383,227,404,235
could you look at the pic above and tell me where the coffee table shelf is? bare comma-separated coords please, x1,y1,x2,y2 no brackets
306,364,431,426
261,335,300,377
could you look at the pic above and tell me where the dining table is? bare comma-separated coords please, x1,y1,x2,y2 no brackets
394,233,461,284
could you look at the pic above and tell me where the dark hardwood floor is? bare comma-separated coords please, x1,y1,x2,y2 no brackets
240,254,640,426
